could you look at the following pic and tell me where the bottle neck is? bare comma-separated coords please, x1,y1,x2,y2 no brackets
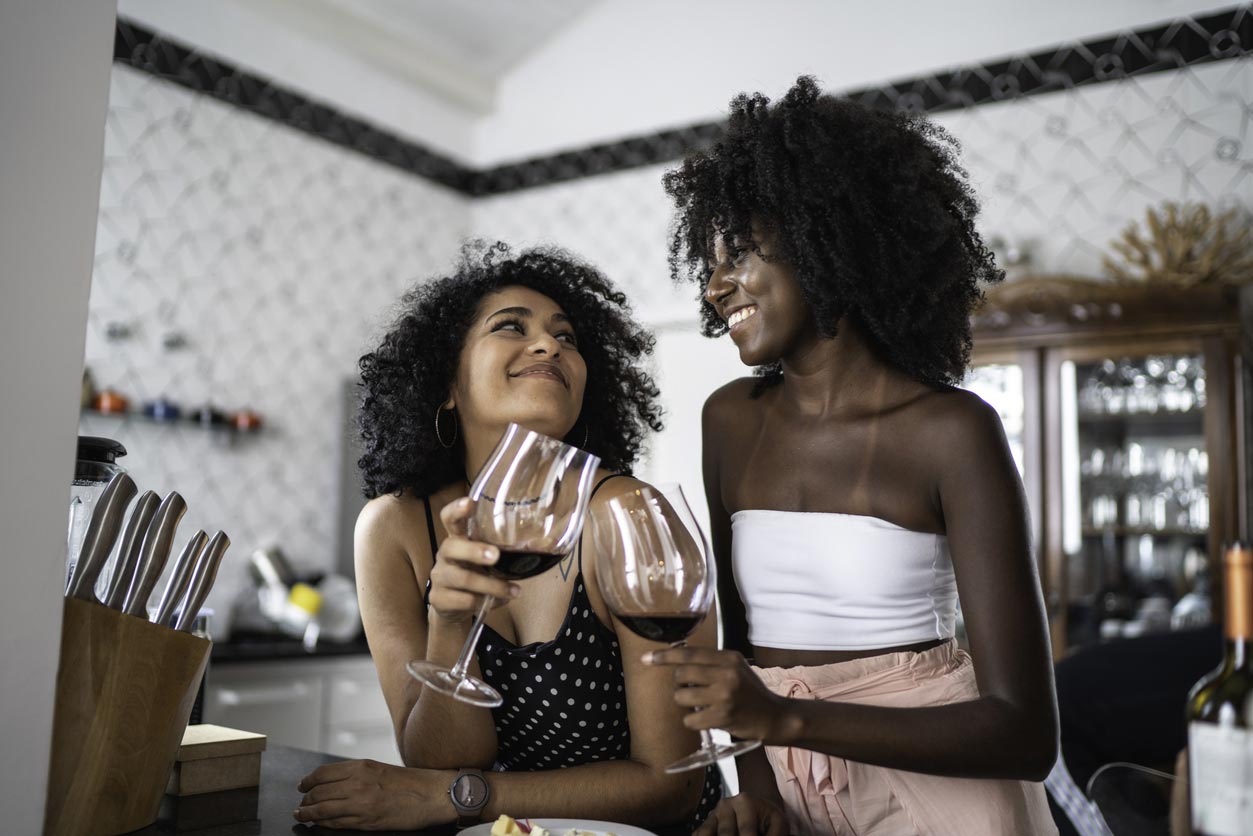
1222,546,1252,657
1226,637,1250,670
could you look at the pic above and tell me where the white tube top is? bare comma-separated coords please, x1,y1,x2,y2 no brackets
731,509,958,650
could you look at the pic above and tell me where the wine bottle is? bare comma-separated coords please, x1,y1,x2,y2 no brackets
1186,542,1253,836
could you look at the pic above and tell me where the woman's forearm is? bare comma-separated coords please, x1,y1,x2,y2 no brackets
480,759,705,826
773,695,1057,781
734,745,785,805
400,616,498,769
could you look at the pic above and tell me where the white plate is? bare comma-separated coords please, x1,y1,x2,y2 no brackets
457,819,658,836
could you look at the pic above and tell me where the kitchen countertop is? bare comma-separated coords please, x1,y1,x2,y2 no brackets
130,744,691,836
133,743,458,836
211,635,371,663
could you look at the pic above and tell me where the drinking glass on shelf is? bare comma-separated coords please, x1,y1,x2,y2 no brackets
407,423,600,707
592,482,761,773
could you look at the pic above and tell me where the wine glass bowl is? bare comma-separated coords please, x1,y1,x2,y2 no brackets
592,483,762,772
407,423,600,707
594,488,712,643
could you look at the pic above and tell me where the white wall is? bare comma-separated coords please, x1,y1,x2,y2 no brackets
477,0,1235,164
0,1,118,831
638,326,748,531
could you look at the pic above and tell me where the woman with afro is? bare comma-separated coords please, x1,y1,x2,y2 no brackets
648,77,1059,835
295,243,723,831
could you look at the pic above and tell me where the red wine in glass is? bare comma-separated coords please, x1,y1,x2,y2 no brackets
616,612,706,645
489,549,565,580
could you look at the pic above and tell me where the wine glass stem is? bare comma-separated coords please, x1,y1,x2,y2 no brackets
670,638,718,751
698,729,718,752
449,594,495,680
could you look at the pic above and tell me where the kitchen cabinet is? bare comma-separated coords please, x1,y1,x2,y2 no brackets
967,277,1248,656
205,654,399,764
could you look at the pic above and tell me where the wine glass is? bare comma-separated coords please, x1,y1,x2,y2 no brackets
407,423,600,707
1086,761,1178,836
592,482,761,773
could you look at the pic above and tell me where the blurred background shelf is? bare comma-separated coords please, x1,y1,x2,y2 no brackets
1081,527,1207,538
81,407,263,440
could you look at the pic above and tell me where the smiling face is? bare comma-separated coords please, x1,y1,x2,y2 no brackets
448,285,587,442
705,228,818,368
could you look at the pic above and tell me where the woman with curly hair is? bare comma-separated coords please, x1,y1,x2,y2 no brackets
648,77,1059,835
295,243,723,831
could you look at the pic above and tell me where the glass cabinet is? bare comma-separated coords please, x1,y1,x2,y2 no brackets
969,277,1246,656
1055,346,1210,648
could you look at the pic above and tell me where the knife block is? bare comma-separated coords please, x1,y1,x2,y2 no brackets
44,597,210,836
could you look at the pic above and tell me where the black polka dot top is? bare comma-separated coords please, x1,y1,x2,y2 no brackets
421,477,722,832
478,573,628,770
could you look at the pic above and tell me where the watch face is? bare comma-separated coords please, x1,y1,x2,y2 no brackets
454,773,489,807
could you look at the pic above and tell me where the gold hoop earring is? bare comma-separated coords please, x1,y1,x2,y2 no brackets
435,405,458,449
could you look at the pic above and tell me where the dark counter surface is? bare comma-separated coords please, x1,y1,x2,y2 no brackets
211,635,371,663
130,744,686,836
133,744,456,836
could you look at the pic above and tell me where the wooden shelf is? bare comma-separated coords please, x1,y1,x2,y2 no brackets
1077,409,1204,433
80,408,262,438
1081,526,1206,538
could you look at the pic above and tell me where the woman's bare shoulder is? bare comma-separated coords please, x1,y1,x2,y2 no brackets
703,376,763,428
358,491,420,536
587,470,648,507
904,385,1009,465
913,385,1002,431
356,485,460,568
704,376,759,410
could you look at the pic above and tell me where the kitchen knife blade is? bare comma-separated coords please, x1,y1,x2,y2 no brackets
102,489,160,609
151,529,207,627
175,530,230,631
121,491,187,617
65,471,137,601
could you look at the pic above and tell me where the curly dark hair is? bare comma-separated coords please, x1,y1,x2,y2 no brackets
664,75,1002,394
357,242,663,499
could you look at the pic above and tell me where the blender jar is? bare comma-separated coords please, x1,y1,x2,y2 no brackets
66,436,127,591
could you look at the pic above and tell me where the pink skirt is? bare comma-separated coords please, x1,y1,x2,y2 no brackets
752,641,1057,836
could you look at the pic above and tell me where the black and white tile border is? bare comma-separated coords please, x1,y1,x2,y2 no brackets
115,6,1252,196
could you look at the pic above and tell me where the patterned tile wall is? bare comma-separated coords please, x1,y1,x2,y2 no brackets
944,56,1252,277
82,49,1252,637
475,56,1253,313
81,65,470,634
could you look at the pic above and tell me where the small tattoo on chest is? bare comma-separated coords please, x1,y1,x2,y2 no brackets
558,553,575,582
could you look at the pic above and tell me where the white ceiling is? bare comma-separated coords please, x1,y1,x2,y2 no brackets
117,0,1237,168
319,0,599,78
249,0,600,112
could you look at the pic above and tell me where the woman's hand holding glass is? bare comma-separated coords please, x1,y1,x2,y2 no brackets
426,497,519,624
593,483,761,772
644,645,789,743
407,422,600,708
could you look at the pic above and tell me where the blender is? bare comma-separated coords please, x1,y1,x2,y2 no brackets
66,436,127,592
